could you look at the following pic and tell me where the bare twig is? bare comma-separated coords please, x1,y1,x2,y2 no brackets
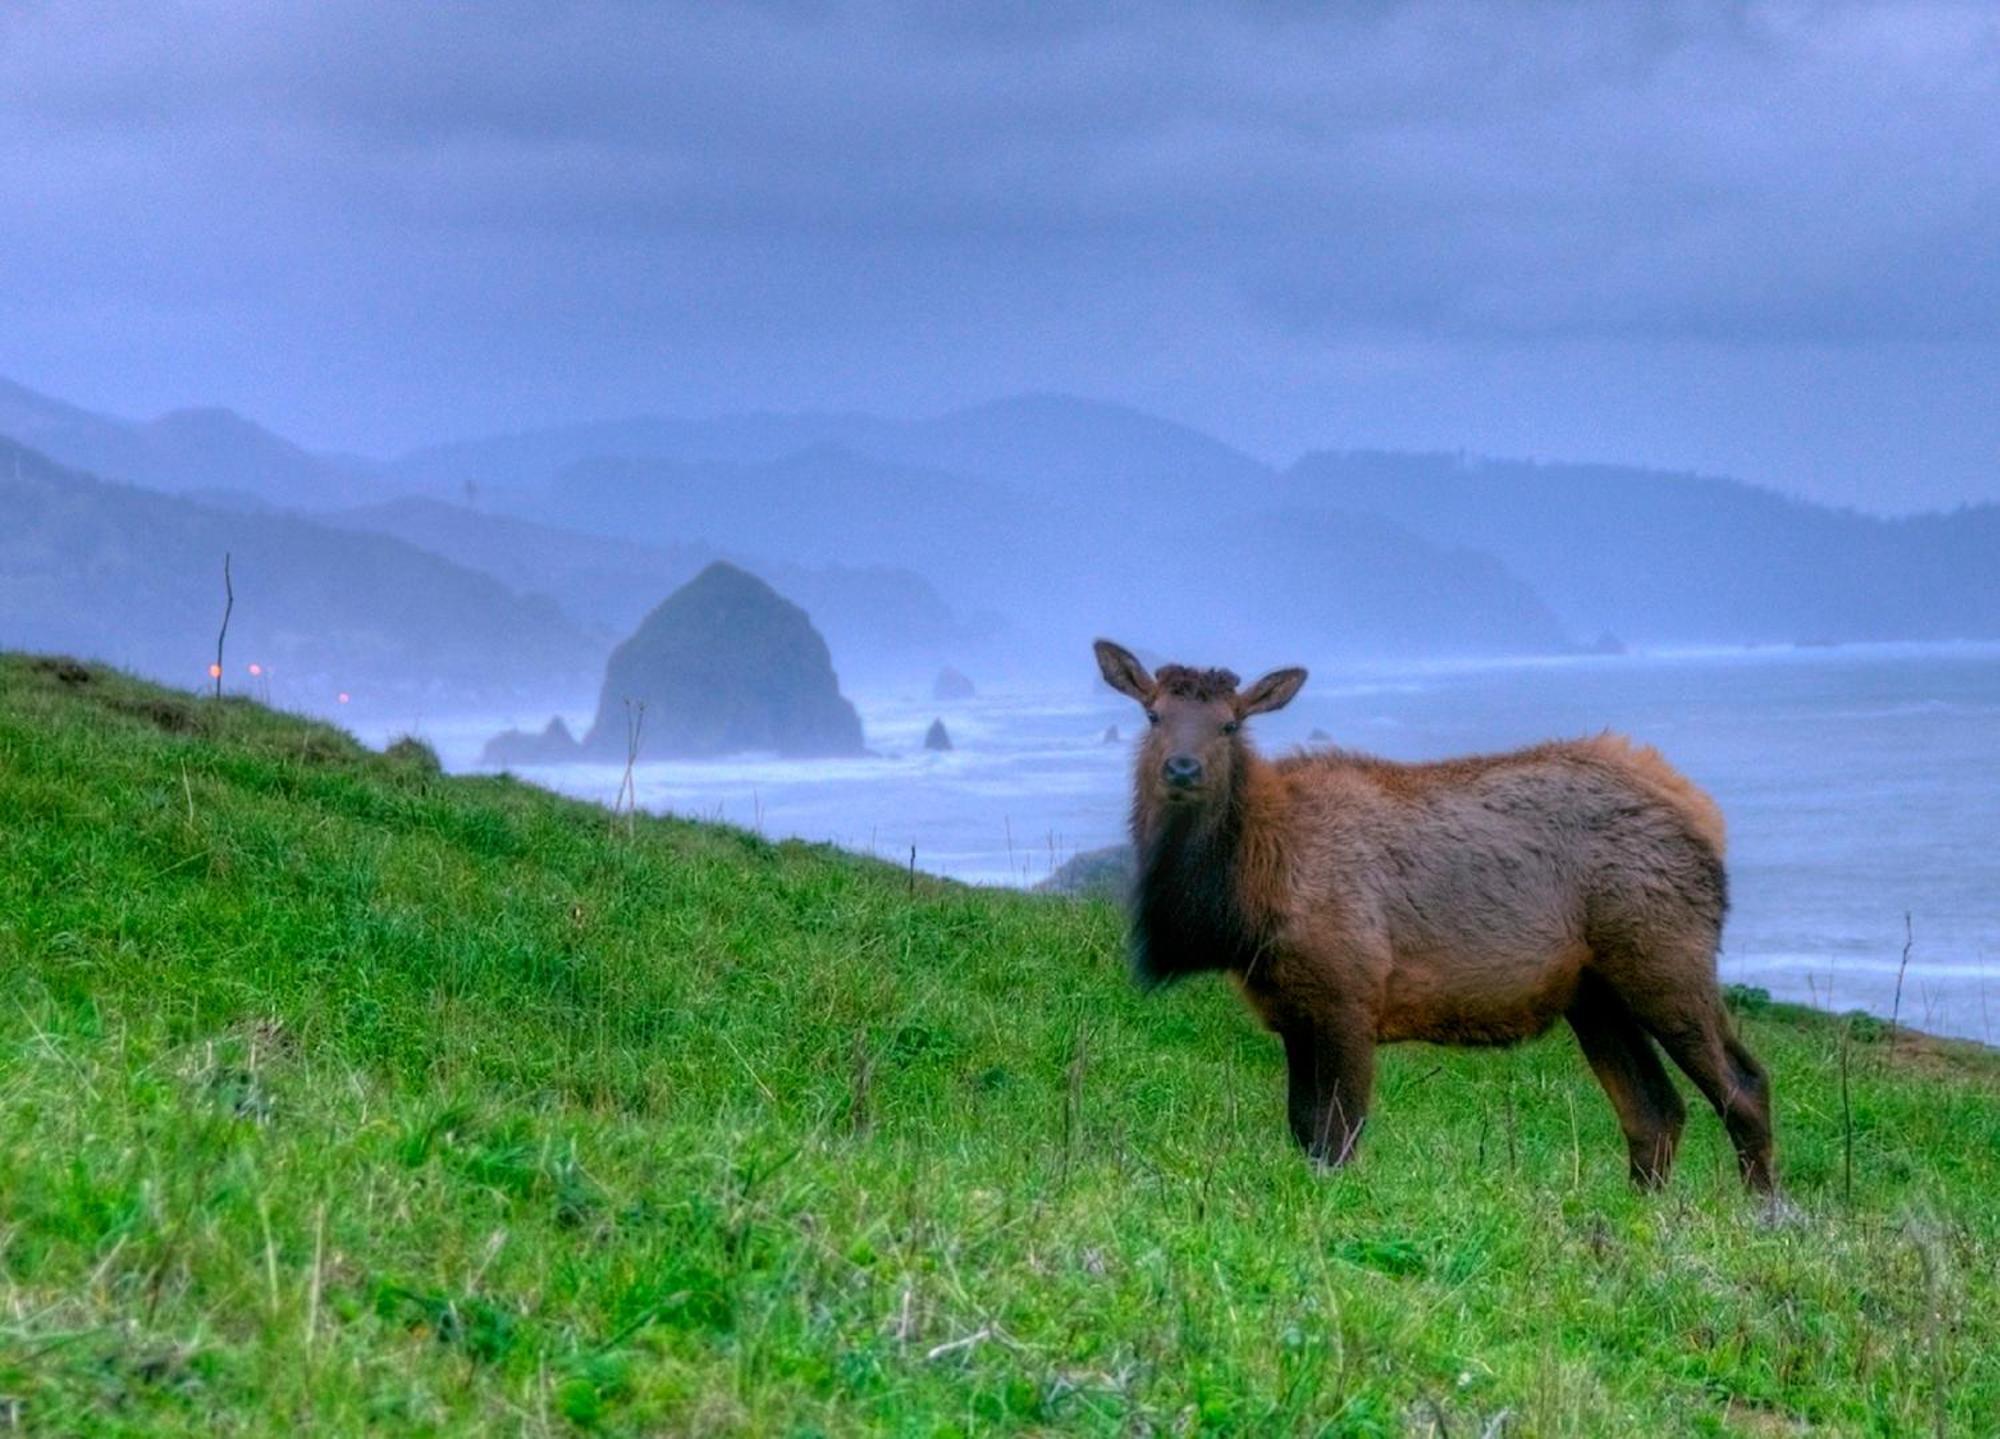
1890,912,1913,1052
613,699,645,837
213,552,233,699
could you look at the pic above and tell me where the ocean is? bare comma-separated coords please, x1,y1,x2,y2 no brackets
390,643,2000,1043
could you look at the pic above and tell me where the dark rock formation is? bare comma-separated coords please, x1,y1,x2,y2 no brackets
580,562,864,758
1308,728,1332,743
923,718,952,751
933,666,976,701
481,715,579,766
1102,724,1120,744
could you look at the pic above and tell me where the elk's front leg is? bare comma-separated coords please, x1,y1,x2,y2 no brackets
1280,1017,1375,1166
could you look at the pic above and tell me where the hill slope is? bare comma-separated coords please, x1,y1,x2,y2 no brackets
1,655,1994,1435
388,393,1266,506
1287,451,2000,644
1,374,382,510
537,450,1575,663
322,497,978,677
0,440,595,704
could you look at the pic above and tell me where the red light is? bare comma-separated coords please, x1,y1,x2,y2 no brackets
337,692,351,705
247,663,263,676
207,663,222,679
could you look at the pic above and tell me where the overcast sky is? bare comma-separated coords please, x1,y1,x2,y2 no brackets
3,1,1997,509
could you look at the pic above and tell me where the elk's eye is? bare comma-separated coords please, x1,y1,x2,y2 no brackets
1221,720,1240,735
1145,710,1160,726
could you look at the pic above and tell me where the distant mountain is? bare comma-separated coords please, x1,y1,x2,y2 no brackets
512,445,1574,667
375,397,1583,667
322,498,717,630
387,392,1269,507
0,440,593,705
391,411,900,497
1284,452,2000,644
1189,509,1574,659
539,447,1038,581
0,376,382,510
323,497,983,679
49,369,1994,670
889,394,1270,497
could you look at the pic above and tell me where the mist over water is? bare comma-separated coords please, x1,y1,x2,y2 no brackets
380,642,2000,1044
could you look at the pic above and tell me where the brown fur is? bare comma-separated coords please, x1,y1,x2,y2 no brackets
1093,639,1775,1192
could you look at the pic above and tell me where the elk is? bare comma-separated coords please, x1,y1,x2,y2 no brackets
1094,639,1774,1192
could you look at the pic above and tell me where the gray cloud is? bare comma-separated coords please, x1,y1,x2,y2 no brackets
1,1,1996,505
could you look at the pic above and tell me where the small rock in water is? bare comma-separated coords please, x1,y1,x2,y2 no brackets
1102,724,1120,744
933,666,976,701
924,718,953,751
1308,728,1332,743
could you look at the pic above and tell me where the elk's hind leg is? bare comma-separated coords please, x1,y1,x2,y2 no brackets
1622,988,1775,1193
1568,972,1687,1187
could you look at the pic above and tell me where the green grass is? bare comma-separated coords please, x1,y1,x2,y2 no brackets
1,654,1995,1436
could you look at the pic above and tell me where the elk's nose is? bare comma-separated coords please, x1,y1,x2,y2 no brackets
1162,755,1204,789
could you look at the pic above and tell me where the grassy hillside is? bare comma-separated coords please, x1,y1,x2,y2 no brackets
1,656,1995,1436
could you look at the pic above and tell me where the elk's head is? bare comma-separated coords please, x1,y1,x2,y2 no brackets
1094,639,1306,811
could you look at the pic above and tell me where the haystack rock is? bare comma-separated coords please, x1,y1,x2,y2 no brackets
924,718,952,751
580,562,864,758
933,666,976,701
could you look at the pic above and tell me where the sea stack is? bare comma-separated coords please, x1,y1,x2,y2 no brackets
933,666,976,701
581,562,865,758
924,718,953,751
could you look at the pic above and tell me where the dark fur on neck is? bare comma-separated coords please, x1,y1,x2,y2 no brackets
1128,758,1268,988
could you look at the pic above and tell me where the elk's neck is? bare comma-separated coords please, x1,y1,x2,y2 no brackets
1128,750,1276,987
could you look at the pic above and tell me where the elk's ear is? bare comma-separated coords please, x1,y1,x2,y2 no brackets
1238,666,1307,717
1093,639,1154,703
